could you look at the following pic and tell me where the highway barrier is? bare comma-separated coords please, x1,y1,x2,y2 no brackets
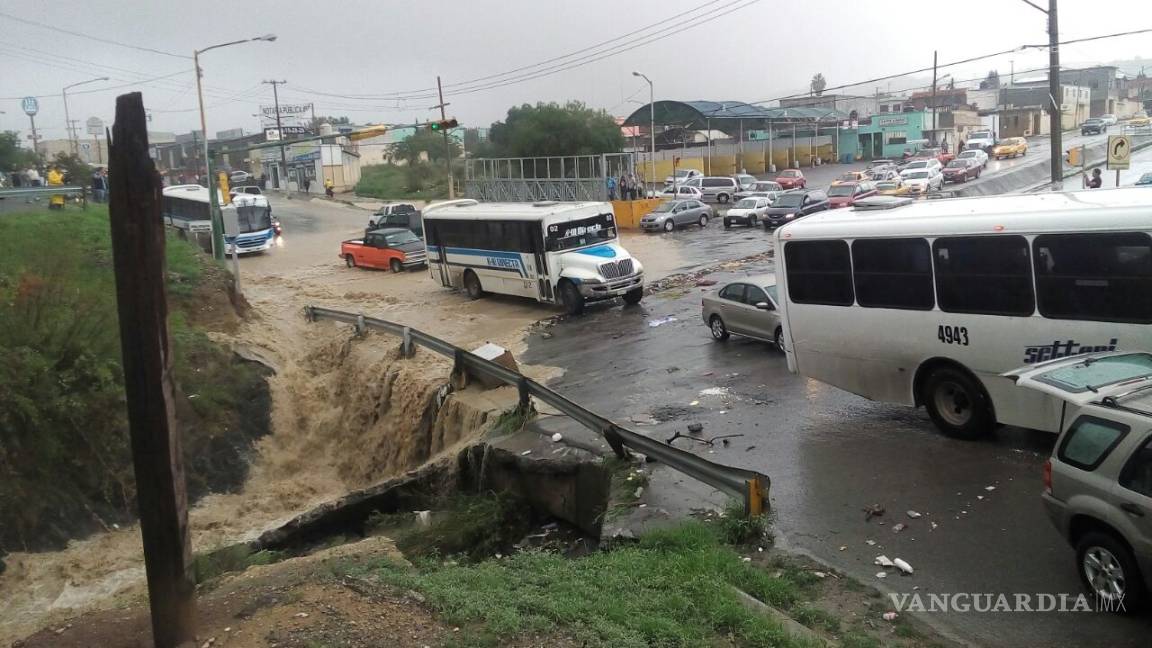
304,305,771,515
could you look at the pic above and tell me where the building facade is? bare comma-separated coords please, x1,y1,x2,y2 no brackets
1000,84,1091,129
781,94,880,120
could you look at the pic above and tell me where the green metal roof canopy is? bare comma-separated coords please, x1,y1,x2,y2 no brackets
622,100,848,132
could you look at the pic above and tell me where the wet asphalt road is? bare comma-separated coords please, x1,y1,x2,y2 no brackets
523,223,1152,648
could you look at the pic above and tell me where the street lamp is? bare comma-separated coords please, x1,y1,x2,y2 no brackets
63,77,108,155
194,34,277,260
632,71,656,195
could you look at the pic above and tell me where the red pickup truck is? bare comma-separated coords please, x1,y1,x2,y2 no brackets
341,227,427,272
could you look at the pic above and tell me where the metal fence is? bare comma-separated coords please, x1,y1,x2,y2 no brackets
0,186,88,213
304,305,770,515
464,153,637,202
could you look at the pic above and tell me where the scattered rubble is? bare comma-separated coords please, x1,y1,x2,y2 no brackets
863,504,885,522
906,510,922,519
893,558,914,575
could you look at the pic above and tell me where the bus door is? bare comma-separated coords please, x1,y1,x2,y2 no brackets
528,221,554,302
426,222,452,287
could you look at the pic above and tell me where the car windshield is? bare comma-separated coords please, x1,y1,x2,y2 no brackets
827,185,856,197
958,151,978,158
905,161,927,169
1085,119,1102,124
970,131,991,139
1033,353,1152,393
734,198,758,208
996,139,1015,146
754,182,780,191
235,205,272,233
674,170,693,178
384,230,420,246
546,213,617,251
774,192,805,207
780,170,799,177
905,171,929,179
1138,173,1152,184
763,284,778,302
946,160,967,168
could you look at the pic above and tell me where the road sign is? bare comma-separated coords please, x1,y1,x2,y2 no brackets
21,96,38,116
1107,134,1131,170
86,117,104,135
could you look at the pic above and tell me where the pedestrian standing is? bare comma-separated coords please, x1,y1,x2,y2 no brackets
1085,168,1103,189
303,177,312,194
617,173,628,200
630,172,643,199
606,174,617,200
324,177,335,198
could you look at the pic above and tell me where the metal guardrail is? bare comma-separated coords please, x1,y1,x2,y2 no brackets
304,305,770,514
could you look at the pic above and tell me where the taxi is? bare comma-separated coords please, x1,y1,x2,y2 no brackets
992,137,1028,159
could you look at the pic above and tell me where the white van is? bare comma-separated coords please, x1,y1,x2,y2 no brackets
423,200,644,315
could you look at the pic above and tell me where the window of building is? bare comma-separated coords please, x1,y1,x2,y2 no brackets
880,104,890,113
884,131,907,145
933,236,1034,316
852,238,934,310
1033,233,1152,323
785,240,854,306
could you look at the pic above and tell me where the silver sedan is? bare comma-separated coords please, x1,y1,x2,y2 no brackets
640,199,713,232
701,274,783,349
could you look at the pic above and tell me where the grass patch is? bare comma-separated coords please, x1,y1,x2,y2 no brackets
489,406,535,437
392,493,533,562
715,500,770,546
605,458,649,519
193,545,286,584
791,606,840,634
354,163,450,201
368,521,817,648
842,632,883,648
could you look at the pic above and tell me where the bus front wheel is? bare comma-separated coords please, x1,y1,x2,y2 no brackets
922,366,994,440
559,281,585,316
463,270,485,300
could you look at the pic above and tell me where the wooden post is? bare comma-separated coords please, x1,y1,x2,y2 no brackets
107,92,198,648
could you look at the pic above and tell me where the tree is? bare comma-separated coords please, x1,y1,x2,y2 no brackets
0,131,39,174
389,127,461,165
487,101,625,158
979,70,1001,90
810,73,827,97
462,127,492,158
50,152,91,184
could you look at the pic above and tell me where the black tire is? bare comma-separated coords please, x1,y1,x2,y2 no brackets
717,193,730,204
390,258,403,273
709,315,729,341
922,365,994,439
1076,531,1147,613
663,219,675,233
774,326,784,351
463,270,484,300
622,287,643,305
749,215,758,227
698,214,709,228
560,280,585,316
345,254,356,268
723,220,731,229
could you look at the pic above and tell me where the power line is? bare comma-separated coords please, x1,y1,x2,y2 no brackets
0,10,190,59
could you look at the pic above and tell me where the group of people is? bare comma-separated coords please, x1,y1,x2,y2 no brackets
606,171,645,200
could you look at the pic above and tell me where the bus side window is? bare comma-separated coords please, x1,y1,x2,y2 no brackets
852,238,934,310
784,240,854,306
1033,232,1152,324
933,236,1034,316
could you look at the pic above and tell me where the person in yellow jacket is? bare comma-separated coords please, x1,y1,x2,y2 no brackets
323,177,334,198
47,167,65,210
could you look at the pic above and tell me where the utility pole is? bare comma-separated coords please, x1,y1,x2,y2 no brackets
930,50,938,145
433,76,455,199
68,120,81,154
263,80,291,192
107,91,198,648
1047,0,1062,188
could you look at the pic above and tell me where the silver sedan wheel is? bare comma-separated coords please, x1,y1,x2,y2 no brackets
1084,546,1128,601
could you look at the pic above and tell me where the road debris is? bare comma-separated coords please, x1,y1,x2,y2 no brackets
689,400,700,406
906,510,922,519
665,431,745,447
882,611,899,622
550,433,563,443
699,387,730,397
520,450,532,456
892,523,907,534
893,558,914,575
863,504,885,522
813,571,827,579
985,485,997,491
874,555,894,567
865,539,876,546
839,546,847,551
876,571,888,579
687,422,704,434
931,521,939,531
648,316,678,328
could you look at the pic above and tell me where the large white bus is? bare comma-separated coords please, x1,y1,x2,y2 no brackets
775,189,1152,438
422,200,644,315
161,184,274,254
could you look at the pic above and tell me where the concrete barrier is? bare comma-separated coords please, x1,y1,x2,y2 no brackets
611,198,662,229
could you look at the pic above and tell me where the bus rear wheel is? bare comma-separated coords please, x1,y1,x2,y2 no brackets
559,281,585,316
463,270,485,300
923,366,993,440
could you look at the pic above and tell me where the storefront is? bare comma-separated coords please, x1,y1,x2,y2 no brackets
262,142,361,193
839,111,931,160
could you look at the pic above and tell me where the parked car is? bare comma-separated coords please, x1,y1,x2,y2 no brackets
723,196,773,228
966,129,996,152
874,179,910,196
956,148,989,168
868,158,896,169
899,167,943,194
701,274,783,349
1100,114,1119,126
341,227,427,272
868,168,901,182
735,180,782,201
762,189,829,228
1127,115,1152,128
826,181,878,208
1136,172,1152,186
692,176,740,203
369,203,423,237
916,147,955,165
734,173,758,191
775,169,806,189
230,186,262,197
992,137,1028,159
901,158,943,173
832,171,869,185
1081,118,1108,135
660,185,705,201
639,199,712,232
942,158,982,183
1006,352,1152,611
664,168,703,188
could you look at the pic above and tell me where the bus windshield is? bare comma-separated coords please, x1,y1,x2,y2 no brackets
546,213,617,251
235,205,272,234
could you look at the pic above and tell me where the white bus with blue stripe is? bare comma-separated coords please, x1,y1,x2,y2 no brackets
423,200,644,315
161,184,274,254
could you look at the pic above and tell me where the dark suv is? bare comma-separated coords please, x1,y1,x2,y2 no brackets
762,189,829,229
1081,118,1107,135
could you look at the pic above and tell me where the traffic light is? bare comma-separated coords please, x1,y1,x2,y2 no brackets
430,118,459,131
1065,146,1082,166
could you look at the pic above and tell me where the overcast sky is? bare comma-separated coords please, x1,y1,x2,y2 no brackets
2,0,1150,142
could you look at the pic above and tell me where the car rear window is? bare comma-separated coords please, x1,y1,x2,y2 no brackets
1058,416,1129,470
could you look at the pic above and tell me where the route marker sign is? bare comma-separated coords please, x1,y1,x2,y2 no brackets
1107,134,1131,170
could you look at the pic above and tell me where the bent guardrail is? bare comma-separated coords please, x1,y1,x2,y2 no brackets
304,305,770,514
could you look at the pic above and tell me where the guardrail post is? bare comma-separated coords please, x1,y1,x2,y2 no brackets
451,349,469,389
745,478,767,516
516,377,531,414
354,314,366,337
303,306,315,322
400,326,415,358
603,425,630,460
